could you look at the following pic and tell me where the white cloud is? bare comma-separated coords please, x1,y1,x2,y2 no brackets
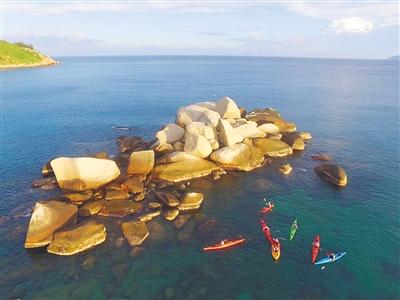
330,17,374,34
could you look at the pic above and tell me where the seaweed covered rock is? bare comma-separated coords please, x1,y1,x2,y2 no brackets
210,143,265,171
47,220,106,255
25,200,77,248
314,163,347,187
50,157,120,191
253,138,293,157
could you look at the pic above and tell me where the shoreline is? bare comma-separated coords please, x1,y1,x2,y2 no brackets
0,57,59,70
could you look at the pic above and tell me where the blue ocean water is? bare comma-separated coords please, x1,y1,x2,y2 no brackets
1,56,399,299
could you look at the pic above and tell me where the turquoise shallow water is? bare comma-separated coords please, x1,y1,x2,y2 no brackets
1,56,399,299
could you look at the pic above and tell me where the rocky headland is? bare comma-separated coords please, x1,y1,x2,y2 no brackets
24,96,347,255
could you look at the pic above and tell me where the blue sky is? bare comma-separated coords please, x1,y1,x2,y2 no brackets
2,1,399,58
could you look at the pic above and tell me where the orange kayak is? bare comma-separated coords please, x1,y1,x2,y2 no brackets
203,238,246,251
260,202,274,214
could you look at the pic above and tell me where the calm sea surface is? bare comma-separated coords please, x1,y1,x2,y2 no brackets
1,56,399,299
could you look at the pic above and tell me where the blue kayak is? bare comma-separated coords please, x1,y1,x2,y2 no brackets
314,252,347,265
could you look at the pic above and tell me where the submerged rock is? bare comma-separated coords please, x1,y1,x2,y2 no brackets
210,143,265,171
25,200,77,248
164,209,179,221
253,138,293,157
31,177,57,188
117,136,147,153
312,153,332,161
50,157,120,191
121,220,149,246
314,163,348,187
178,192,204,211
279,163,293,175
174,214,191,229
127,150,155,175
281,133,305,151
98,200,142,217
152,158,222,182
47,220,107,255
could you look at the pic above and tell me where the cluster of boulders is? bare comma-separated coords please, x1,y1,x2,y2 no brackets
25,96,347,256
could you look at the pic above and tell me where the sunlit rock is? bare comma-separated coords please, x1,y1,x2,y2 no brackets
253,138,293,157
178,192,204,211
314,163,347,187
127,150,155,175
215,96,241,119
156,123,185,145
217,119,243,147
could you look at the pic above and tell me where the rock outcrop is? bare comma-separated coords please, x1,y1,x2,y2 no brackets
50,157,120,191
98,200,142,217
184,133,212,158
156,123,185,145
258,123,281,134
281,133,305,151
210,143,265,171
234,122,266,139
314,163,348,187
215,96,241,119
25,200,78,248
178,192,204,210
121,220,149,246
217,119,243,147
246,110,296,132
127,150,155,175
47,220,106,255
253,138,293,157
176,105,220,128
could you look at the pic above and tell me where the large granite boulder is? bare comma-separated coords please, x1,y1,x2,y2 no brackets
184,133,212,158
217,119,243,147
253,138,293,157
258,123,281,134
176,104,220,128
127,150,155,175
117,136,147,153
47,220,106,255
152,158,222,182
215,96,241,119
178,192,204,210
186,122,219,150
281,133,305,151
234,122,266,139
157,151,202,164
50,157,120,191
98,200,142,217
210,143,265,171
121,220,149,246
25,200,78,248
155,123,185,145
314,163,348,187
246,112,296,132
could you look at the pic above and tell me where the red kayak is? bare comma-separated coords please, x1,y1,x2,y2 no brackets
260,218,273,244
260,202,274,214
311,235,320,263
203,238,246,251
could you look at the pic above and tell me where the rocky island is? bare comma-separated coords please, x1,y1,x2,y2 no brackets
25,97,347,256
0,40,58,70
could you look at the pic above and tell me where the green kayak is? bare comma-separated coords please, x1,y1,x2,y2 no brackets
289,219,298,241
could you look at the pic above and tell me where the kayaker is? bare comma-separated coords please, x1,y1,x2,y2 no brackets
220,240,225,246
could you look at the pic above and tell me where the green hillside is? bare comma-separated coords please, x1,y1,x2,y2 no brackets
0,40,53,66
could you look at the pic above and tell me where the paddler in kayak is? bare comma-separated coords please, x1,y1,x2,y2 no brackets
326,252,336,261
260,200,274,214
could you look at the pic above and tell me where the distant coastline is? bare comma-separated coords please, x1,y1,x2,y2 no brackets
0,57,59,70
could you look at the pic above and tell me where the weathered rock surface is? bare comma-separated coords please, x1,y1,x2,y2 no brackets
121,220,149,246
164,209,179,221
117,136,147,153
121,176,144,193
298,131,312,140
178,192,204,211
139,210,161,222
246,111,296,132
258,123,281,134
186,122,219,150
152,158,222,182
156,123,185,145
184,133,212,158
160,192,180,208
215,96,241,119
173,141,184,151
50,157,120,191
314,163,347,187
78,201,103,216
98,200,142,217
25,200,78,248
47,220,106,255
127,150,155,175
105,190,130,201
217,119,243,147
210,143,265,171
281,133,305,151
157,151,202,164
63,190,93,203
253,138,293,157
176,104,221,128
234,122,266,139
